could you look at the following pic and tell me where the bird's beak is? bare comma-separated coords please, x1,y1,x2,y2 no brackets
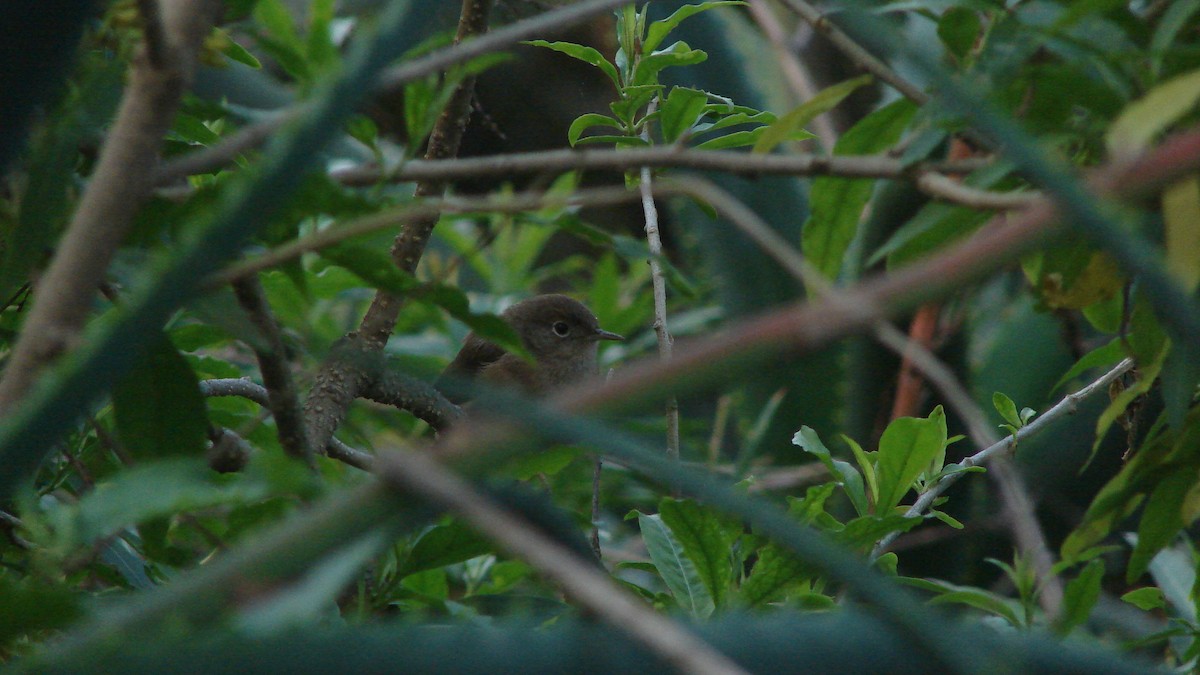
596,328,624,341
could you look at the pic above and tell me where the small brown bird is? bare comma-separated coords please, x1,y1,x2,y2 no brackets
440,294,624,402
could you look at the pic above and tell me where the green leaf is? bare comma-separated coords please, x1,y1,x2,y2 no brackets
1091,342,1167,461
1128,470,1199,582
694,128,769,150
741,541,812,606
638,512,715,618
1051,339,1123,394
1107,68,1200,157
305,0,338,71
644,1,746,54
632,42,707,88
69,458,272,543
802,99,917,278
658,87,709,143
843,434,878,508
786,483,841,531
752,75,872,154
1058,559,1105,634
399,520,494,579
836,514,921,552
0,577,81,646
217,28,262,69
567,113,625,146
113,333,208,460
1150,0,1200,77
1120,587,1165,611
572,135,651,148
253,0,310,82
524,40,620,90
500,445,579,481
992,392,1021,429
931,510,964,529
874,406,948,513
693,108,775,136
937,7,981,60
792,426,868,516
901,577,1023,627
610,85,662,127
320,242,419,295
658,498,738,609
1062,406,1200,562
236,532,387,633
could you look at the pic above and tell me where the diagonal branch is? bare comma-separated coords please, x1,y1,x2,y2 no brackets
376,447,750,675
231,275,313,463
0,0,221,412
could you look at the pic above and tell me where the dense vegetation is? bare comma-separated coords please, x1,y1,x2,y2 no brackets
2,0,1199,672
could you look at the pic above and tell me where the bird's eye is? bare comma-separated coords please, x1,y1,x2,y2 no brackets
552,321,570,337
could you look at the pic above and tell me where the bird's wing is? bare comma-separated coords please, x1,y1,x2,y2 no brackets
437,334,507,402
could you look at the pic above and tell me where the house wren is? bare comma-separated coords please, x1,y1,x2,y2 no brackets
440,294,623,402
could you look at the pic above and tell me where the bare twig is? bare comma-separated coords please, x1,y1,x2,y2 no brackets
231,276,313,463
329,147,997,189
639,102,681,464
0,0,221,411
746,0,837,149
206,178,1011,291
775,0,929,106
655,178,1066,617
376,448,750,675
917,173,1036,210
873,358,1136,556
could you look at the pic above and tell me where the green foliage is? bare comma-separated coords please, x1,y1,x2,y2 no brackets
2,0,1200,671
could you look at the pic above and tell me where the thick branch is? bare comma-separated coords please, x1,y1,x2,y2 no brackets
0,0,220,412
199,378,376,471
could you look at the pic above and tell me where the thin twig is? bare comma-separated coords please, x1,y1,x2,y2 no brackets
873,357,1136,555
375,448,750,675
775,0,929,106
329,147,997,188
673,177,1066,617
746,0,837,149
639,102,681,464
231,276,313,463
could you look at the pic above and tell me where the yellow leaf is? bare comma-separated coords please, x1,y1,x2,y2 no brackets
1163,176,1200,292
1107,68,1200,158
1038,252,1125,310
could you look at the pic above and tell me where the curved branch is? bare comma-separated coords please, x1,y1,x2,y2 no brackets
199,378,376,471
